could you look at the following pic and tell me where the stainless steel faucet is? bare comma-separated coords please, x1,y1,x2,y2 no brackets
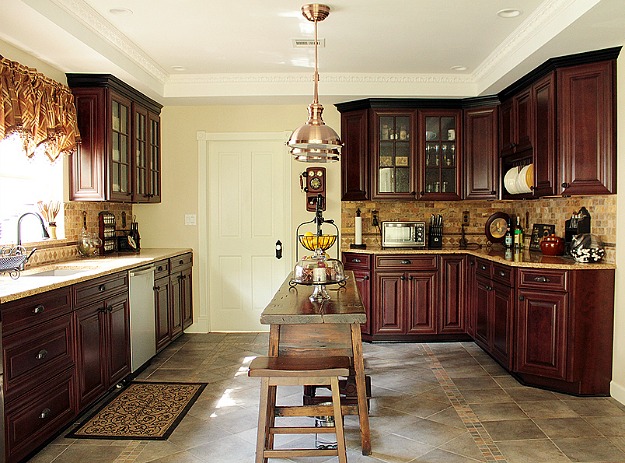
17,212,50,245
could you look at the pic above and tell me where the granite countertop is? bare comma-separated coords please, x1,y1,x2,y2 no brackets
0,248,192,303
343,246,616,270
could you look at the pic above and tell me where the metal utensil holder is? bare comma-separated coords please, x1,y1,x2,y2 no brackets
0,246,36,279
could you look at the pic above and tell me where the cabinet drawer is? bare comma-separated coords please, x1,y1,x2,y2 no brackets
375,255,437,270
492,263,514,287
518,269,568,292
154,259,170,279
74,271,128,307
3,313,74,402
475,258,492,277
1,287,71,335
5,368,76,463
170,253,193,273
342,252,371,270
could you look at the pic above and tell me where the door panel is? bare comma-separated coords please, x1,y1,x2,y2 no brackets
374,272,404,334
406,271,437,334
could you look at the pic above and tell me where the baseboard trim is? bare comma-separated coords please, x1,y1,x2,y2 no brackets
610,380,625,405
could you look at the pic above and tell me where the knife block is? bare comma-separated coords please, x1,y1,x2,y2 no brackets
428,225,443,249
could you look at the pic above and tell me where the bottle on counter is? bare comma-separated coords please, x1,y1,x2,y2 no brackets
504,218,513,249
514,216,523,249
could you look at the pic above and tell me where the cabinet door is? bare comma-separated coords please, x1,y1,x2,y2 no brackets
181,267,193,330
463,107,498,199
532,73,556,197
74,303,107,410
351,269,372,335
148,111,162,202
513,88,532,153
499,99,513,155
516,289,568,380
132,103,150,203
405,271,437,334
373,272,405,334
465,256,476,337
107,293,130,386
558,60,616,195
170,273,184,339
371,110,416,200
474,275,491,349
109,91,133,202
341,109,369,200
154,276,171,352
491,282,514,370
420,111,461,200
439,256,466,334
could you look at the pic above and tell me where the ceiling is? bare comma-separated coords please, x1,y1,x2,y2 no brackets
0,0,624,105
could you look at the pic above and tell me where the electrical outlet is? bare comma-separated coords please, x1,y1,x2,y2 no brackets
372,210,379,227
462,211,470,225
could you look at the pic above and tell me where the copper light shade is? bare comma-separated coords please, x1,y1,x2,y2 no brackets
287,4,341,162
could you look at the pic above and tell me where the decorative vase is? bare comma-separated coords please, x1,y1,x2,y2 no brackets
540,234,565,256
48,222,57,240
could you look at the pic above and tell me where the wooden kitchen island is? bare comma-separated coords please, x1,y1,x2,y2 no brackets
260,271,371,455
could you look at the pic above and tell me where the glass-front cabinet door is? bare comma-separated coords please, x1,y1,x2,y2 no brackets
420,111,461,200
109,92,132,202
372,110,416,199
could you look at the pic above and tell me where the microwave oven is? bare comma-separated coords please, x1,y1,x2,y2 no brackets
381,221,426,248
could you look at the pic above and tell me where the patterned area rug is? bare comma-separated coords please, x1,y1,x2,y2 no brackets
68,382,207,440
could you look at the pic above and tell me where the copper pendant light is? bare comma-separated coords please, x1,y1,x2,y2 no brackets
287,4,341,161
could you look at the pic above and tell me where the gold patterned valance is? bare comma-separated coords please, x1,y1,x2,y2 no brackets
0,55,80,162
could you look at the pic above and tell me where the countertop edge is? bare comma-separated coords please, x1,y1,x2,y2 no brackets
0,248,193,303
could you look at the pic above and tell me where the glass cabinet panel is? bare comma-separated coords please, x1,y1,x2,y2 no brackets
110,96,131,197
376,114,413,196
422,114,458,198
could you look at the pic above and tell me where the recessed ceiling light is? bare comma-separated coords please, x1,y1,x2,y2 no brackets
109,8,133,16
451,65,467,71
497,8,522,18
171,66,186,72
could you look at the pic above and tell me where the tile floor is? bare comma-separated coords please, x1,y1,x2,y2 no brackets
29,333,625,463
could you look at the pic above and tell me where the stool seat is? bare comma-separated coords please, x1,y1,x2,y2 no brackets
249,355,349,463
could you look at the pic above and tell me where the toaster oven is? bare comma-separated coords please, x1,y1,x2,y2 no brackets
381,221,426,248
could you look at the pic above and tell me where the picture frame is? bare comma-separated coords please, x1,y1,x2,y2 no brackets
529,223,556,251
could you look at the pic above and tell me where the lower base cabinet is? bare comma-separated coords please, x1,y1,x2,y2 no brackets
342,253,372,335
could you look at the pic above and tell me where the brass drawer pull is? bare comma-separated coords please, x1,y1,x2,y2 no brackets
33,305,45,315
39,408,51,420
498,271,506,277
533,276,550,283
480,265,487,271
352,258,362,263
36,349,48,360
400,260,411,265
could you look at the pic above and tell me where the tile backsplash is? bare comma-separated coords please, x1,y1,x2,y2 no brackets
23,202,133,267
341,195,616,263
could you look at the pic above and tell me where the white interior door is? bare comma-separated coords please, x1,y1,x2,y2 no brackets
207,135,290,331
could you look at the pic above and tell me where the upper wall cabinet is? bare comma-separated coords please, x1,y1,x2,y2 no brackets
67,74,163,203
463,104,499,200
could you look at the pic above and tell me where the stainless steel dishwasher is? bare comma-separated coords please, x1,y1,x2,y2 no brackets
128,265,156,373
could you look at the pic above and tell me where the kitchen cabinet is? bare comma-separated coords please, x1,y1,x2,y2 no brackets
67,74,162,203
465,256,477,337
439,255,466,334
473,259,514,369
531,73,557,197
373,255,438,338
340,109,369,200
170,253,194,334
420,110,462,200
0,287,77,463
463,105,498,199
557,60,616,195
342,252,372,335
515,267,615,395
500,88,532,157
73,272,130,410
372,109,416,199
154,260,172,352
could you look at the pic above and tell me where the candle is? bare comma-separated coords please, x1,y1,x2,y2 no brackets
313,267,326,283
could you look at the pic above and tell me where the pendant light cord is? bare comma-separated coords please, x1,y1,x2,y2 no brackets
312,16,319,105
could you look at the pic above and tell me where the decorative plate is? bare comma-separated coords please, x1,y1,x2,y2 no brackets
485,212,510,243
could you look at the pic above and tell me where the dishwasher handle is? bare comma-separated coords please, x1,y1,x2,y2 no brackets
129,266,155,277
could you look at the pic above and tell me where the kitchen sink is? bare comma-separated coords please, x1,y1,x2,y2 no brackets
23,268,93,277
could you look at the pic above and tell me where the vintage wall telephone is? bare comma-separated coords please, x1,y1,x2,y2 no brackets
299,167,326,212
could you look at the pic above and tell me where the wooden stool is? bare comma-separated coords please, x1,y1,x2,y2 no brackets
248,356,350,463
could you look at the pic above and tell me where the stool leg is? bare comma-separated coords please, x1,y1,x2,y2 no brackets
255,377,270,463
330,377,347,463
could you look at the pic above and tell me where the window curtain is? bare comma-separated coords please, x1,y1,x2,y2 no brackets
0,55,80,162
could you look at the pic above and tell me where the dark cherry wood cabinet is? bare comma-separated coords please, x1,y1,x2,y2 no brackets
154,260,172,352
73,272,130,410
439,255,466,334
342,252,372,335
67,74,162,203
531,73,557,196
463,105,498,199
170,253,194,334
499,87,531,158
340,109,369,200
557,60,616,195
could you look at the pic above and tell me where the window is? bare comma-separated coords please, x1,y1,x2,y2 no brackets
0,134,64,245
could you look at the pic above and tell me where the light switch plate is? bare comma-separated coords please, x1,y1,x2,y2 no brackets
184,214,197,226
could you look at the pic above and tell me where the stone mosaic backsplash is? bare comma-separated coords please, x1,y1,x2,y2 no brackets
341,195,616,263
21,202,133,267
